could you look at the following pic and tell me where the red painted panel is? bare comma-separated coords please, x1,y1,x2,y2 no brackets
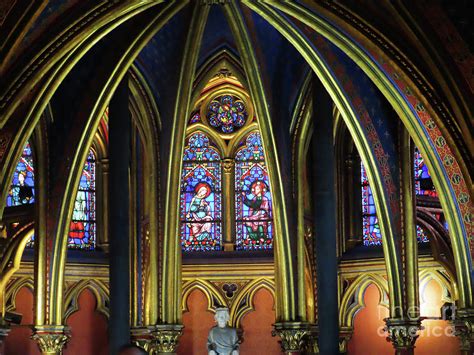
4,286,40,355
64,288,108,355
240,288,281,355
347,283,392,355
178,289,215,355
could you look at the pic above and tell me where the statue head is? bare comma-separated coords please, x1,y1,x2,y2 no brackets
214,307,230,328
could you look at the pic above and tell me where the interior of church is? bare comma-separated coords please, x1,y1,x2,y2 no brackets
0,1,472,354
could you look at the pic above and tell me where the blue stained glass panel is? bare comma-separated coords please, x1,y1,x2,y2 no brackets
68,150,96,250
181,132,222,251
414,147,437,197
361,163,382,246
7,142,35,206
235,132,273,250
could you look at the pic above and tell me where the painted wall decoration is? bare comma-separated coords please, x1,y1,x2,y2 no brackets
181,132,222,251
7,141,34,207
68,149,96,250
235,132,273,250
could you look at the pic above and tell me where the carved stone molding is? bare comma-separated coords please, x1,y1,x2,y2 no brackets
31,325,70,355
384,318,422,350
150,324,183,354
273,322,311,354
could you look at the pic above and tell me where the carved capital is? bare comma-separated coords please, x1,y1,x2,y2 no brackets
384,318,422,350
272,322,311,353
151,324,183,354
222,158,235,174
131,326,154,353
452,308,474,352
339,327,353,353
31,325,70,355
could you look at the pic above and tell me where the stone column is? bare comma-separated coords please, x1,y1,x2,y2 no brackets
312,77,339,353
108,76,131,353
222,158,235,251
31,325,70,355
384,129,422,355
96,158,110,252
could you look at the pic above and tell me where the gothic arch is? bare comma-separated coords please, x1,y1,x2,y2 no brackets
63,279,110,321
339,273,389,328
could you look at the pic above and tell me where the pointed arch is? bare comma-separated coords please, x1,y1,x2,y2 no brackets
63,279,110,321
181,279,227,314
339,273,389,328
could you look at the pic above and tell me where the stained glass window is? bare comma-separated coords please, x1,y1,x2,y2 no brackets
416,225,429,243
361,163,382,246
68,149,96,250
180,132,222,251
207,95,248,133
189,111,201,124
7,142,35,206
235,132,273,250
414,147,437,197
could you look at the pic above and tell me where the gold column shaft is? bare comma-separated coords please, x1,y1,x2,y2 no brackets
222,158,235,251
401,129,419,318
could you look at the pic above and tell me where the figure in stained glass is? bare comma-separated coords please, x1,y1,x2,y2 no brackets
181,132,222,251
235,132,273,250
187,182,213,241
7,142,35,206
241,180,271,242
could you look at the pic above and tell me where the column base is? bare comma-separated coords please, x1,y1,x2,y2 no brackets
272,322,311,354
384,318,422,355
31,325,70,355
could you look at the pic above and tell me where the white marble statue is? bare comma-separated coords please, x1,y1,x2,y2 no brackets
207,307,239,355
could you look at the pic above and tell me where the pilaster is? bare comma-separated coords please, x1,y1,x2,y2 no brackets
31,325,70,355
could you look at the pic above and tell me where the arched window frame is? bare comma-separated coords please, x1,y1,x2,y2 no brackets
180,79,274,252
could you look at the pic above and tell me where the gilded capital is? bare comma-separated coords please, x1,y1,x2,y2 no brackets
31,326,70,355
384,318,422,350
222,158,234,174
151,324,183,354
272,322,310,353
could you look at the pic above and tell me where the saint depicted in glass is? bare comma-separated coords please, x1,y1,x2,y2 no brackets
235,132,273,250
361,162,382,246
207,95,248,134
181,132,222,251
414,147,437,197
68,149,96,250
7,142,35,206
